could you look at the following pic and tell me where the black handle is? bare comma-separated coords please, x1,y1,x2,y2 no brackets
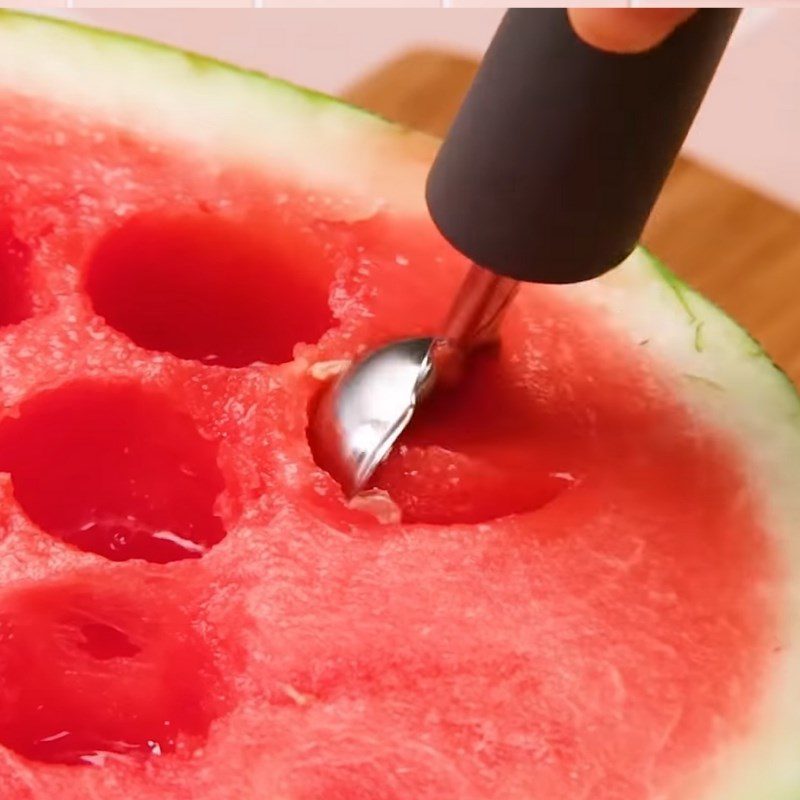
425,8,740,284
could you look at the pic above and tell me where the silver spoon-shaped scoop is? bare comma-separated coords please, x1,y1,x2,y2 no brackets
310,9,739,497
311,265,518,496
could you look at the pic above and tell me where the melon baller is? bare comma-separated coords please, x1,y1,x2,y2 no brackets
311,9,740,497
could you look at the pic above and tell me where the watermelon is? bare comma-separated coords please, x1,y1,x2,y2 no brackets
0,12,798,800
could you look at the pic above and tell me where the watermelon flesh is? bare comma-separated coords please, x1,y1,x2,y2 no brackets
0,218,32,328
0,14,798,800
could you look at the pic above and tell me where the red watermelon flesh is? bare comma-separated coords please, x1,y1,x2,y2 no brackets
0,14,798,800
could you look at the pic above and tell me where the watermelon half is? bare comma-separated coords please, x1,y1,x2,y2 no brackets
0,12,798,800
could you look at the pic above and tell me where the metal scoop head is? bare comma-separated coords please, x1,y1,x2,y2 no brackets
310,265,518,497
311,337,436,497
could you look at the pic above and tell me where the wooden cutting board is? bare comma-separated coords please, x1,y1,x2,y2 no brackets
344,50,800,383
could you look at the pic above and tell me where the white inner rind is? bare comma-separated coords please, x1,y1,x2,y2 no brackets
0,11,435,216
0,12,797,800
569,255,800,800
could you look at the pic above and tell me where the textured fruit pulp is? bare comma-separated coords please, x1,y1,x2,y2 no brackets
0,90,778,799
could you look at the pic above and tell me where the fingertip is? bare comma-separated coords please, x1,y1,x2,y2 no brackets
568,9,697,54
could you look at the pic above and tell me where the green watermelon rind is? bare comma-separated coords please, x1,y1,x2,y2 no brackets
645,246,796,391
0,11,798,800
0,10,376,117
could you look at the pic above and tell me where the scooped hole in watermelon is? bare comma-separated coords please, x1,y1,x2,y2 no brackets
0,217,32,329
76,621,142,660
0,576,218,766
85,211,335,367
0,381,227,563
311,350,573,524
